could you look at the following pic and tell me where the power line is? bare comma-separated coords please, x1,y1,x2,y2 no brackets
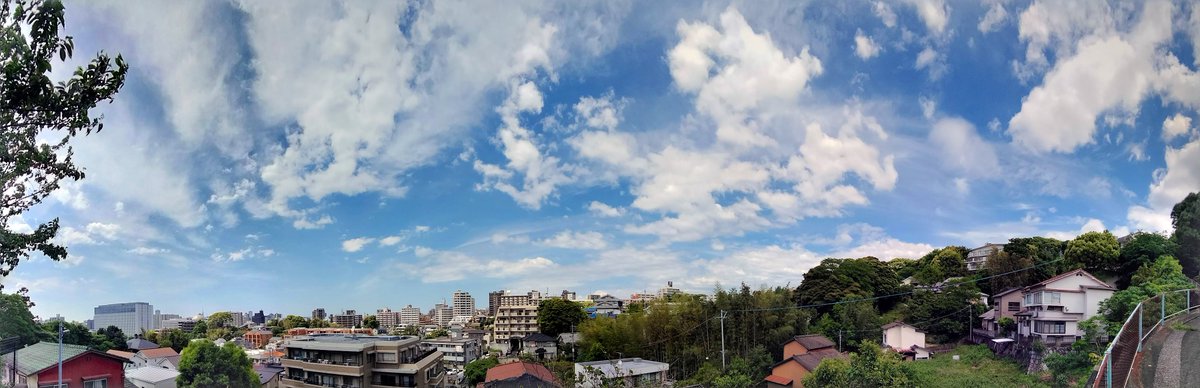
730,257,1066,313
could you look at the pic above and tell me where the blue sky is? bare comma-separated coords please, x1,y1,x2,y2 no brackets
3,0,1200,322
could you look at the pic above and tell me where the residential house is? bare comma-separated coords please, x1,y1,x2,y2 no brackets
254,363,284,388
127,338,159,351
521,333,558,361
421,337,481,370
966,243,1004,271
764,335,844,388
1016,269,1115,346
591,295,623,318
978,287,1023,338
105,349,135,364
574,358,669,388
131,347,182,370
125,365,180,388
280,334,444,387
483,361,561,388
881,322,929,360
1,342,127,388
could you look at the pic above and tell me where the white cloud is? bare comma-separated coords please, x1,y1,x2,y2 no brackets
1128,133,1200,232
379,236,404,247
6,215,34,234
686,245,820,289
128,247,166,255
50,181,89,210
539,231,609,250
1127,142,1149,161
292,215,333,230
574,94,622,131
919,96,936,120
978,0,1009,33
1080,218,1106,233
587,201,625,217
1012,0,1118,81
833,239,935,261
928,117,1000,177
413,246,434,258
854,30,881,60
341,237,375,253
398,250,557,283
474,78,572,209
874,2,897,28
904,0,949,35
914,47,944,78
1162,113,1193,141
414,225,431,233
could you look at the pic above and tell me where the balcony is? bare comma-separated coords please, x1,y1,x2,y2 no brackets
282,375,363,388
282,358,368,376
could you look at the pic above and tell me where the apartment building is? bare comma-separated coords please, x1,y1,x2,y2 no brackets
433,303,453,327
1016,269,1115,346
332,310,364,328
312,308,327,321
399,305,421,327
377,308,400,330
422,337,481,370
493,292,542,354
93,302,154,336
452,290,476,319
488,291,504,317
966,243,1004,272
280,334,444,387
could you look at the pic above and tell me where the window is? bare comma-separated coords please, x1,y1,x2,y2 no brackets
1007,302,1020,312
1049,292,1061,304
376,352,397,363
1034,321,1067,334
84,379,108,388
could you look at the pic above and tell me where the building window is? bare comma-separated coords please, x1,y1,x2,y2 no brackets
376,352,397,363
1007,302,1020,312
84,379,108,388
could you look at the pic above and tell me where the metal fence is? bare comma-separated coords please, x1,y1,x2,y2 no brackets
1092,288,1200,388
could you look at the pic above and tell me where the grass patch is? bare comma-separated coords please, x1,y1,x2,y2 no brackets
908,345,1049,388
1169,322,1196,331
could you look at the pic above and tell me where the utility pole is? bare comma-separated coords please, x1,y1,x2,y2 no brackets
719,311,728,371
838,330,843,352
57,321,63,387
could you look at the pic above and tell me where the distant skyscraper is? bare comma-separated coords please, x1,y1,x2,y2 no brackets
252,310,266,325
488,290,505,317
93,302,154,336
452,290,475,318
312,308,327,321
84,319,94,330
433,303,453,327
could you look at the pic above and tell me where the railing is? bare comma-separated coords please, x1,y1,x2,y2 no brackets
1092,288,1200,388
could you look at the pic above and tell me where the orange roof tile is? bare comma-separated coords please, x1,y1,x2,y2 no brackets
484,361,560,386
764,374,793,385
138,347,180,358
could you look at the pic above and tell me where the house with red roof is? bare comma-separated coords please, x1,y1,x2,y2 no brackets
482,361,560,388
763,335,845,388
1015,268,1115,346
1,342,127,388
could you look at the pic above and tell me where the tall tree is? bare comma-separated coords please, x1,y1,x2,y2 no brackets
1065,231,1120,273
1005,237,1066,280
280,315,309,330
207,312,233,328
96,325,127,350
1117,232,1176,288
157,328,191,352
362,314,379,330
795,257,902,314
0,291,38,345
986,250,1036,292
1172,192,1200,278
537,298,586,337
0,0,127,282
176,340,258,388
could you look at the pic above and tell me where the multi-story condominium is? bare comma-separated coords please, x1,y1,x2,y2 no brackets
160,318,196,332
253,310,266,325
492,291,544,354
488,291,504,317
452,290,475,319
93,302,154,336
228,310,246,327
657,281,681,300
377,308,399,330
561,290,577,301
433,303,453,327
280,334,445,387
312,308,327,321
332,310,364,328
399,305,421,327
967,243,1004,272
1016,269,1115,346
421,337,481,370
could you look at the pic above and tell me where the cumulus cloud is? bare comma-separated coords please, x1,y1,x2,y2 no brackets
474,78,572,208
904,0,949,35
978,0,1009,33
379,236,405,247
56,222,122,246
587,201,625,217
874,1,898,28
1128,133,1200,232
539,231,608,250
854,30,881,60
341,237,375,253
928,118,1000,177
398,250,557,283
574,94,623,131
1162,113,1193,141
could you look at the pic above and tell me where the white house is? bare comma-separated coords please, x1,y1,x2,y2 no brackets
1016,269,1115,346
125,365,180,388
130,348,182,370
575,358,669,388
966,243,1004,271
881,322,928,360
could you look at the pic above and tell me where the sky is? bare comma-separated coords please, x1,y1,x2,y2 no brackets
2,0,1199,322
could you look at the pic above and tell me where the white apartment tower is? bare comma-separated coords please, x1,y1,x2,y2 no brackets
433,303,453,327
452,290,475,319
93,302,154,336
399,305,421,327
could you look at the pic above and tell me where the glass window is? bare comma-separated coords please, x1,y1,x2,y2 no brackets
1008,302,1020,312
1049,292,1061,304
83,379,107,388
377,352,397,363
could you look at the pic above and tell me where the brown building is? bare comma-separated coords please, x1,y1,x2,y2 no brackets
246,329,274,349
978,287,1023,337
764,335,844,388
280,334,444,387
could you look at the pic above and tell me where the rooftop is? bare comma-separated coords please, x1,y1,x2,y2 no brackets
126,365,181,383
1,342,106,376
485,361,559,385
787,334,835,351
575,358,669,377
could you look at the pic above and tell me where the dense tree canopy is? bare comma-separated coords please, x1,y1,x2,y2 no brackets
1004,237,1066,280
207,312,233,328
794,257,903,314
537,298,587,337
986,250,1037,292
0,291,39,345
158,328,191,352
803,342,917,388
362,315,379,329
1117,232,1176,288
464,357,499,386
0,0,127,281
1100,255,1194,322
1065,231,1120,273
1172,192,1200,278
176,340,258,388
905,283,984,344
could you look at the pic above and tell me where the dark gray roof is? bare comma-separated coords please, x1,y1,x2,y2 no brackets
127,338,159,350
788,335,835,351
254,364,284,385
523,333,555,343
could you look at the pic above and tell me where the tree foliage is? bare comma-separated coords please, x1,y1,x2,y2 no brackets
158,328,191,352
1099,255,1194,322
362,314,379,330
464,357,499,386
207,312,233,328
1172,192,1200,278
794,257,903,314
0,291,39,345
1117,232,1176,288
1004,237,1066,280
94,325,127,351
803,341,918,388
280,315,309,330
1065,231,1120,273
176,340,258,388
537,298,587,337
0,0,127,281
906,284,983,344
986,250,1036,292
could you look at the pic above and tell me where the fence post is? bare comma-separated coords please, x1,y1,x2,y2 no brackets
1138,306,1144,351
1162,294,1167,323
1105,350,1112,388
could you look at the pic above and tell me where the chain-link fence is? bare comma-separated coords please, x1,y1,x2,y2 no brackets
1092,289,1200,388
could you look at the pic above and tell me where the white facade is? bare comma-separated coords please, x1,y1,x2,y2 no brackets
399,305,421,327
452,290,475,319
881,322,927,358
575,358,669,388
1016,269,1114,346
125,366,179,388
966,243,1003,272
93,302,154,336
422,337,480,370
433,303,453,327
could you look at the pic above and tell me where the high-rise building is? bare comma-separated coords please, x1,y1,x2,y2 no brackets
492,292,541,353
84,319,94,330
399,305,421,327
312,308,327,321
377,308,399,330
433,303,453,327
452,290,475,319
561,290,577,301
657,281,681,300
253,310,266,325
332,310,363,328
229,310,246,327
488,291,505,317
93,302,154,336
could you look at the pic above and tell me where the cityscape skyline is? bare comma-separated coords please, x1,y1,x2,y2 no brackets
2,0,1198,325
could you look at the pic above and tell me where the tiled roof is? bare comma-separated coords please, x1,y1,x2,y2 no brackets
137,347,180,359
764,374,792,385
1026,269,1112,291
788,334,835,350
106,349,135,360
254,364,284,385
993,287,1022,297
485,361,560,386
773,348,843,372
1,342,92,375
522,333,556,343
126,338,159,350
